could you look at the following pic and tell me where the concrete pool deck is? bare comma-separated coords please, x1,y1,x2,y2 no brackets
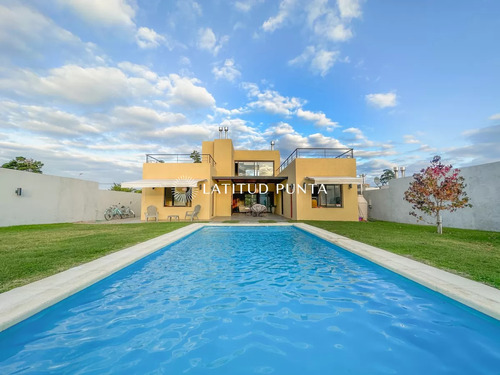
0,223,499,332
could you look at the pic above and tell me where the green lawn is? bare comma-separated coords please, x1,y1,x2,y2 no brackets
1,220,498,294
304,220,500,289
0,222,190,293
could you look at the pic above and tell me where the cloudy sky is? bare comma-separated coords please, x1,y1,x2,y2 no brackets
1,0,499,186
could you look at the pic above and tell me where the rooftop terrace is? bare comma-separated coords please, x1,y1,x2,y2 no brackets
277,148,354,173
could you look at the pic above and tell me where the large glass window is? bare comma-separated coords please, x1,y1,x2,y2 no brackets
235,161,274,176
311,184,343,208
164,187,192,207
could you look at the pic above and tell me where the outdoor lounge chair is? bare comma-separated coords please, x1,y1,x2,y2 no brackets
185,205,201,221
145,205,158,222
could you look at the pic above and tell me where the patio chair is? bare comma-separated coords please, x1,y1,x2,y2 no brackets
145,205,158,222
185,205,201,221
251,204,267,217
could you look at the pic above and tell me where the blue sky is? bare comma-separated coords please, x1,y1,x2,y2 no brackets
1,0,499,186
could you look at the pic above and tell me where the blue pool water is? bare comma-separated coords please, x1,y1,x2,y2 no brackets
0,226,499,374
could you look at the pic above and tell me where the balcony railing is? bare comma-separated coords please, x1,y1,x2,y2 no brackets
146,154,216,166
277,148,354,173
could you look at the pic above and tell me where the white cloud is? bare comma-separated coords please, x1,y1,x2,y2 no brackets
337,0,362,19
366,92,397,108
0,65,158,105
289,46,340,76
58,0,136,28
262,0,296,32
262,122,346,159
403,134,420,144
166,74,216,109
306,0,359,42
312,12,353,42
297,108,338,128
488,113,500,121
0,101,101,137
242,82,304,116
196,28,228,55
235,0,264,12
179,56,191,66
110,106,186,129
0,3,98,61
215,107,245,116
117,62,158,81
135,27,166,49
212,59,241,82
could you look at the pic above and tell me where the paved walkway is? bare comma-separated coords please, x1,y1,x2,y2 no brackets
88,213,289,224
211,213,288,222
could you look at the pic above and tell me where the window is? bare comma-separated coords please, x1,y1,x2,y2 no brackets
311,184,343,208
235,161,274,176
164,187,192,207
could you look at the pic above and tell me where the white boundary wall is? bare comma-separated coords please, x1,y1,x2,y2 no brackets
0,169,141,227
363,161,500,232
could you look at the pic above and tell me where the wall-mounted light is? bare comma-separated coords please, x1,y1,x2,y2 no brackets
152,187,155,190
348,184,353,189
15,188,22,196
199,184,203,190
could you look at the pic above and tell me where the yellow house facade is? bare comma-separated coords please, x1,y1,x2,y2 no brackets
123,137,364,221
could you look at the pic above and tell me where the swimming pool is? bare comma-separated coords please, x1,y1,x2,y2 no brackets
0,226,499,374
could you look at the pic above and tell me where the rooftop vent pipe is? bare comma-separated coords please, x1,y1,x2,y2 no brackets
270,140,275,150
393,166,399,178
218,126,223,139
400,166,406,178
224,126,229,139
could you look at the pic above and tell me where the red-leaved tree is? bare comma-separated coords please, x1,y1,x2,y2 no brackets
403,156,472,234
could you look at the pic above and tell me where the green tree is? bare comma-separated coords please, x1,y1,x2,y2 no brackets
190,150,202,163
110,183,141,193
404,156,472,234
2,156,43,173
379,169,395,185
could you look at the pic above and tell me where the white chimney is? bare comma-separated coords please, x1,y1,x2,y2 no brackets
270,140,275,150
393,166,399,178
400,166,406,178
218,126,223,139
224,126,229,139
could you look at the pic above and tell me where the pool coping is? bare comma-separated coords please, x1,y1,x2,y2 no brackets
0,223,499,332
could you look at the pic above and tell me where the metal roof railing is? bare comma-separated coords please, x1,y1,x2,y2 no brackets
146,154,216,166
277,148,353,173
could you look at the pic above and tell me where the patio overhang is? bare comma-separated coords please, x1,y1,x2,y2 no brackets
212,176,288,184
122,178,207,188
305,176,363,185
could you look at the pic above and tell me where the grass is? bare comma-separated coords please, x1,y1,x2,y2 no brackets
304,220,500,289
0,222,190,293
2,220,498,293
259,220,277,223
222,220,240,223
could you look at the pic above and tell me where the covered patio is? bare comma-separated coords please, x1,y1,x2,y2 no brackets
211,213,289,222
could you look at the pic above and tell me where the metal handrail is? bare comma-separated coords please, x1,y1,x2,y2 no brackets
146,154,216,166
277,148,354,173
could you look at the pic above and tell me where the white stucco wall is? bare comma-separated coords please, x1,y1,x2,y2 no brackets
0,169,141,227
363,161,500,232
